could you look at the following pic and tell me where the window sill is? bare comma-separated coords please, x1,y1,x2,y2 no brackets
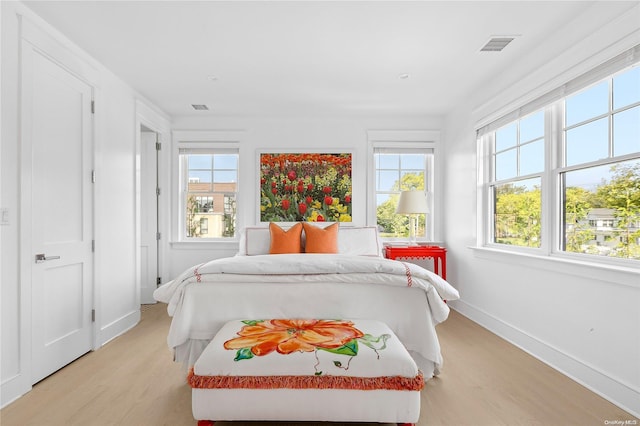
170,239,239,251
469,246,639,289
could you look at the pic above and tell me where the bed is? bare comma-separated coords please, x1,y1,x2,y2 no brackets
154,225,459,380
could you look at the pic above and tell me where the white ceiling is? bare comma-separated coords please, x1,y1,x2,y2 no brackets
22,1,638,119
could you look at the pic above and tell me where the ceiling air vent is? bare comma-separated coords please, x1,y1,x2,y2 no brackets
480,37,516,52
191,104,209,111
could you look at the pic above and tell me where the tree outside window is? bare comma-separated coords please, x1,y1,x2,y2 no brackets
480,63,640,263
374,150,432,239
563,161,640,259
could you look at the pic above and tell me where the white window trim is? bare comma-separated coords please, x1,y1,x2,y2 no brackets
171,130,244,247
367,130,442,243
480,110,548,256
476,51,640,269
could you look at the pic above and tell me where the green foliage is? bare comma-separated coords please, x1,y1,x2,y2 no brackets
495,162,640,260
398,173,424,192
186,195,201,237
494,183,541,247
376,172,425,237
594,163,640,259
223,197,236,237
565,187,595,252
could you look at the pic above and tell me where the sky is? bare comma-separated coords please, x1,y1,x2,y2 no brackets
495,65,639,191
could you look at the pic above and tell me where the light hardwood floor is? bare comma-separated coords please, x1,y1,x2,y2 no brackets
1,303,636,426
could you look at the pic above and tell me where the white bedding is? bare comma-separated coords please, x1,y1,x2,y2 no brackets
154,253,459,376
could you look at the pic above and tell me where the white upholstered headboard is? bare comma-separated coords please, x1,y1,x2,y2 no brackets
237,225,383,257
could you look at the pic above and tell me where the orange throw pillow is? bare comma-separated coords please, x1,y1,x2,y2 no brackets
303,222,339,253
269,222,303,254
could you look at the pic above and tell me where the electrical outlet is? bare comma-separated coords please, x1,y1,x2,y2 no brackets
1,208,9,225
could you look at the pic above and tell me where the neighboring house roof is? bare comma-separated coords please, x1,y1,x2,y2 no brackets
587,208,616,219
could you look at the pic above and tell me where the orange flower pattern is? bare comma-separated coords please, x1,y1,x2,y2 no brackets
224,319,364,357
224,319,393,375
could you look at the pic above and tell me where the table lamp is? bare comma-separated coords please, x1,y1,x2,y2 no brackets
396,189,429,246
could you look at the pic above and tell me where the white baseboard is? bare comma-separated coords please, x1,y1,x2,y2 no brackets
449,299,640,419
2,309,141,409
1,373,31,409
140,287,157,305
97,309,140,347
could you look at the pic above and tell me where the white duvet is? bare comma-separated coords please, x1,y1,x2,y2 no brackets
154,253,459,376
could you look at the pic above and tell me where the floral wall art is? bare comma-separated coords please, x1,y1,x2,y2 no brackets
260,152,352,222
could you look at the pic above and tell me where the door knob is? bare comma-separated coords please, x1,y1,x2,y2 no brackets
35,254,61,263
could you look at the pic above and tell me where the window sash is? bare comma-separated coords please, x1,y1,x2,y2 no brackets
373,147,434,240
179,149,239,240
479,57,640,265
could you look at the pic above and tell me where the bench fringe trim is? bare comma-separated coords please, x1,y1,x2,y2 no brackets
187,368,424,391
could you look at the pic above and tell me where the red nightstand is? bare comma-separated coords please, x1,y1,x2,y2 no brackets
384,245,447,280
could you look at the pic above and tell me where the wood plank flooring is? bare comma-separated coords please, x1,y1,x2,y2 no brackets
1,303,636,426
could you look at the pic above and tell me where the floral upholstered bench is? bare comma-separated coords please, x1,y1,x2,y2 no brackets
188,318,424,426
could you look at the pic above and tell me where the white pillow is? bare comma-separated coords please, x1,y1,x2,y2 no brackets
337,226,383,257
237,225,383,257
237,227,271,256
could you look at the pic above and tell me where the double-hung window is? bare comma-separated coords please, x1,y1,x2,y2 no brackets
479,51,640,264
178,148,239,239
491,111,545,248
560,67,640,259
367,129,438,242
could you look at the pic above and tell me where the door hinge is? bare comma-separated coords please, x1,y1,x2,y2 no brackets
91,240,95,252
157,277,162,286
156,232,161,240
91,100,95,114
91,170,96,183
156,187,161,196
156,142,162,151
91,309,96,322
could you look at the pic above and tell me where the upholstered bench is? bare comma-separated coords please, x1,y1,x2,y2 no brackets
188,318,424,426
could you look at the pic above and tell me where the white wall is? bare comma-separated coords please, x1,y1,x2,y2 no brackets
3,0,637,415
163,116,443,278
0,2,166,406
443,3,640,417
93,74,141,345
0,0,23,406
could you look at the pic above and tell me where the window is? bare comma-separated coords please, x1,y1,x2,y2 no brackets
491,111,544,248
560,67,640,259
479,57,640,264
180,149,238,239
193,196,213,213
199,218,209,234
373,148,434,240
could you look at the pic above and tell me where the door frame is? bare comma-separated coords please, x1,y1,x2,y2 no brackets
135,101,171,305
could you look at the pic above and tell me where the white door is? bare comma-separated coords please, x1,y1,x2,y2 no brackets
25,47,94,384
140,130,159,304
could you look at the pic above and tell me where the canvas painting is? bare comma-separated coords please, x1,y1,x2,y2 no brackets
260,152,352,222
